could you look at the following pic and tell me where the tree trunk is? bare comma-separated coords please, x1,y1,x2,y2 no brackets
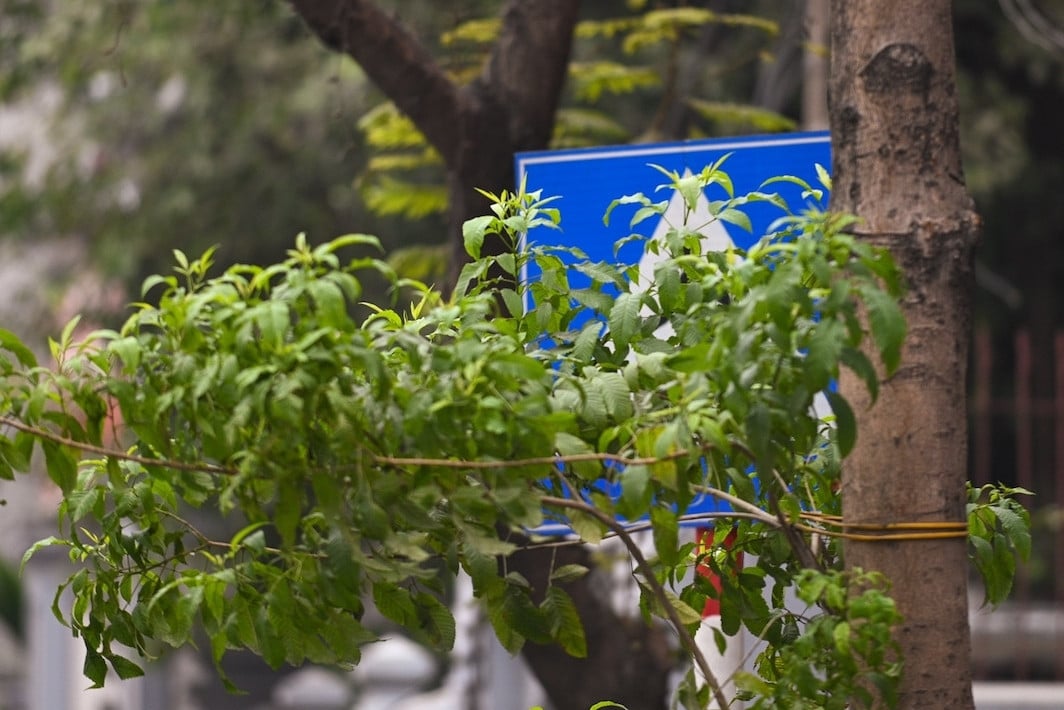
507,538,673,710
829,2,979,708
287,0,578,286
444,0,580,286
801,0,829,130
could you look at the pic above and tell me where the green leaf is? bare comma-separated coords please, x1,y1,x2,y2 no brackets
554,431,599,481
173,249,190,270
542,587,587,657
321,232,383,252
840,348,879,403
485,590,525,655
608,292,641,352
274,477,302,547
307,279,347,327
0,436,29,476
230,522,269,552
619,464,651,519
463,215,493,259
59,315,82,350
593,372,633,422
687,98,797,133
570,321,602,362
603,192,652,227
667,343,710,373
496,252,517,277
833,620,851,655
42,442,77,494
21,536,67,574
83,648,108,689
255,607,286,669
745,403,772,467
414,592,456,650
992,506,1031,560
110,655,145,680
567,510,607,544
256,301,289,349
244,530,267,556
651,505,680,567
805,319,845,392
500,288,523,318
659,587,703,626
825,390,856,457
373,583,417,628
859,285,906,374
674,176,705,216
0,328,36,367
362,176,447,219
655,262,682,313
68,487,103,523
717,208,752,233
140,273,175,297
815,163,832,191
574,260,625,287
549,564,589,584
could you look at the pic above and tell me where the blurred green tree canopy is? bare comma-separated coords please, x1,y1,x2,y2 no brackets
0,0,806,291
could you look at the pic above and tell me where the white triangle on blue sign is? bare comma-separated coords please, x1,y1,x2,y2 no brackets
635,170,734,291
632,171,733,338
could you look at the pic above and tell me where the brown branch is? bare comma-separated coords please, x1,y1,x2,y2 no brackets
0,415,236,475
286,0,465,164
541,494,731,710
4,414,962,544
482,0,580,151
375,448,693,470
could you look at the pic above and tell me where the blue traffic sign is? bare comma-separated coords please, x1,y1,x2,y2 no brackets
514,132,832,534
515,130,830,265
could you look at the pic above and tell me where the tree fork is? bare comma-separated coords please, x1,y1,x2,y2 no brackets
286,0,579,288
830,1,979,708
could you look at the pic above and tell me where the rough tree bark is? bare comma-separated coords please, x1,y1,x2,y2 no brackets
287,3,674,709
830,2,979,708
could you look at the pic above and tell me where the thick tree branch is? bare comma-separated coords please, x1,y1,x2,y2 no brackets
286,0,464,165
481,0,581,152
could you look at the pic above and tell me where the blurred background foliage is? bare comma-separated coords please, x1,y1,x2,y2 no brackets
0,0,809,297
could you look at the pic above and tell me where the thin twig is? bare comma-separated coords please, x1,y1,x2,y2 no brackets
522,511,776,549
541,494,731,710
690,484,780,525
1,414,968,542
0,415,236,475
374,449,693,469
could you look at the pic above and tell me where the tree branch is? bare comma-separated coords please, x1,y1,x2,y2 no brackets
541,494,731,710
286,0,465,165
481,0,580,151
